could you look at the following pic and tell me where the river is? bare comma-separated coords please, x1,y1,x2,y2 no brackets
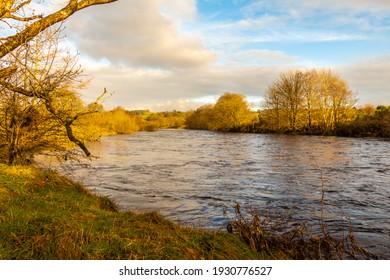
56,129,389,259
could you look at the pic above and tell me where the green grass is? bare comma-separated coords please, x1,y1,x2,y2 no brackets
0,164,260,260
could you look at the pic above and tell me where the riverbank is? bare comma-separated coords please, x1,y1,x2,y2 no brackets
0,164,261,260
1,164,380,260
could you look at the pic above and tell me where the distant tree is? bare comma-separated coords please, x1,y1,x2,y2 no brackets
375,105,390,137
375,105,390,118
105,107,140,134
356,104,376,120
263,85,284,131
264,70,306,131
335,104,390,138
128,109,150,115
211,93,255,132
315,69,356,131
302,69,318,130
263,69,356,133
155,111,188,128
185,104,215,130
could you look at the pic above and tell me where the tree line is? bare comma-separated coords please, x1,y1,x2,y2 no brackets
185,69,389,138
261,69,356,133
79,107,189,140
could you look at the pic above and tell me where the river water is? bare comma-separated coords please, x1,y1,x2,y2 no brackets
58,129,389,258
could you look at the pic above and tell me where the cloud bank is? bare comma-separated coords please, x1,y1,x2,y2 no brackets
66,0,390,111
69,0,214,70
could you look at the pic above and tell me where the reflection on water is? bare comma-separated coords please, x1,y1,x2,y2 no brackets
55,130,389,259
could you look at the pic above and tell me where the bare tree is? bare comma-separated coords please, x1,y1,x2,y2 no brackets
302,69,318,130
263,85,284,131
1,0,118,79
264,70,306,131
315,69,356,131
263,69,356,133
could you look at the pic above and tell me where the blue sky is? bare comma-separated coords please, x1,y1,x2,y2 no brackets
63,0,390,110
195,0,389,64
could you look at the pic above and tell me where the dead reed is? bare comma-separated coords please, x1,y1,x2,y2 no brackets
225,203,377,260
225,157,379,259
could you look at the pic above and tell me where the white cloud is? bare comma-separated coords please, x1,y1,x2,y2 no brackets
337,55,390,106
231,49,298,65
195,14,368,53
240,0,390,33
160,0,197,22
246,0,390,14
65,1,389,111
79,64,283,111
67,0,214,70
299,0,390,13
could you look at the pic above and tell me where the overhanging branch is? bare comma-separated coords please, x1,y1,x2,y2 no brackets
0,0,119,59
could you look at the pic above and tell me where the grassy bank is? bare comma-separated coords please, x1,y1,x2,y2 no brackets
0,164,259,260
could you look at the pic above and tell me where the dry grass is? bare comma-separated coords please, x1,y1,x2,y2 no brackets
226,203,378,260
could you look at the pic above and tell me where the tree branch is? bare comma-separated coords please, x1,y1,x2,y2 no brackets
0,65,17,80
0,0,119,59
1,1,41,21
64,121,91,157
6,13,43,22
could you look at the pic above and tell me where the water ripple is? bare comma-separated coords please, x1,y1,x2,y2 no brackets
63,130,389,259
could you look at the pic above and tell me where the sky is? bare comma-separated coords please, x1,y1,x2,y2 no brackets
62,0,390,111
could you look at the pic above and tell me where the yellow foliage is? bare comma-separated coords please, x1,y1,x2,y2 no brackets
186,93,256,132
212,93,256,131
263,69,356,132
